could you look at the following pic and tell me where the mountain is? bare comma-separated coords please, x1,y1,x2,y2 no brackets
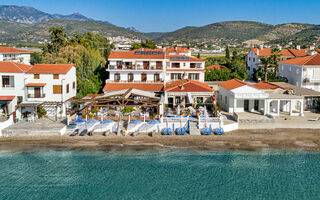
126,27,140,32
0,5,112,25
0,19,147,43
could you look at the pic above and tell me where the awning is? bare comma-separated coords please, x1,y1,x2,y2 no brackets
0,96,15,101
25,83,46,87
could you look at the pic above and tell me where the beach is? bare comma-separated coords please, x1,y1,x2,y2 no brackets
1,128,320,152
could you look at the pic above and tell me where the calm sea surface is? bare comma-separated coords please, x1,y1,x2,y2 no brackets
0,148,319,200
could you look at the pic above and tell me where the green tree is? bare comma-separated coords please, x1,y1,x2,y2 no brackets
44,27,69,54
30,52,43,65
270,48,282,78
225,45,230,60
131,42,142,50
142,40,157,49
197,53,200,59
259,57,271,82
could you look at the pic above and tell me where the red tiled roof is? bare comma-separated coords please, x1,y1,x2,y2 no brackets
219,79,254,90
0,61,32,73
253,81,291,90
103,83,164,92
165,47,191,53
108,50,165,59
25,83,47,87
206,65,228,70
166,69,204,71
27,64,75,74
251,48,308,58
0,96,15,101
279,53,320,65
165,79,214,93
0,46,31,53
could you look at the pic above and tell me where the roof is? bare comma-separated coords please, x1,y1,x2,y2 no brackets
272,82,320,97
279,53,320,65
251,48,308,58
108,49,165,59
103,83,164,92
27,64,75,74
206,65,228,70
219,79,254,90
0,46,31,54
165,79,214,93
0,96,15,101
0,61,32,73
167,55,204,62
165,47,191,53
166,69,204,71
253,81,291,90
25,83,47,87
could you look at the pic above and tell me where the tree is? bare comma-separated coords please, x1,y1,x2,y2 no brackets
131,42,142,50
197,53,200,59
44,27,69,54
259,57,271,81
270,48,282,78
225,45,230,60
142,40,157,49
30,52,43,65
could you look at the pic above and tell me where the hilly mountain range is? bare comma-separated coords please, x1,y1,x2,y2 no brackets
0,5,319,46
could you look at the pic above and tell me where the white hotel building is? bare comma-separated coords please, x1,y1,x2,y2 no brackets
0,46,31,65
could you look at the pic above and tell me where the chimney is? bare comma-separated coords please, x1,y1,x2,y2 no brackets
256,49,259,56
308,50,316,56
310,46,315,50
279,46,282,50
259,44,264,50
296,45,301,50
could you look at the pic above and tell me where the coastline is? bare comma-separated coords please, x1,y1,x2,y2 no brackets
1,128,320,152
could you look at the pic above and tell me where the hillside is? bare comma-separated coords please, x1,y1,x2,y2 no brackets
0,19,148,43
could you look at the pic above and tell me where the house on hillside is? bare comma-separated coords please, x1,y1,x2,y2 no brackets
0,46,31,65
217,79,304,116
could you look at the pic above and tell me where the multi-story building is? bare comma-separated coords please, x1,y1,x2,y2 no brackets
0,46,31,65
246,47,320,78
278,52,320,92
104,48,214,108
0,62,77,118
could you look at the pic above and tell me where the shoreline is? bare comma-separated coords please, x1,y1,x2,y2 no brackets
1,128,320,152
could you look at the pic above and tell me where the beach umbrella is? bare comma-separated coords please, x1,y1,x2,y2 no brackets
101,119,114,124
72,118,86,124
129,120,142,124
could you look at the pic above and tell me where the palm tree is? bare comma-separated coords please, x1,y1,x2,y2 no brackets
259,57,271,82
270,48,282,78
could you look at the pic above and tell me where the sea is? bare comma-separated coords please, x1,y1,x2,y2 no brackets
0,147,319,200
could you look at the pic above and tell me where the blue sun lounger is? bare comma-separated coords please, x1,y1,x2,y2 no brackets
132,131,139,137
88,130,94,136
80,129,88,136
70,129,79,136
103,130,111,136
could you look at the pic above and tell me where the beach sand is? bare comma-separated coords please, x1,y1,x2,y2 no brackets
1,129,320,152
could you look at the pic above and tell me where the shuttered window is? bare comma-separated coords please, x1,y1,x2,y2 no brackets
53,85,62,94
53,74,59,79
73,81,75,89
34,74,40,79
66,84,69,93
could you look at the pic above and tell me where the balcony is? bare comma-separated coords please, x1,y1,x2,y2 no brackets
28,94,46,98
108,65,163,70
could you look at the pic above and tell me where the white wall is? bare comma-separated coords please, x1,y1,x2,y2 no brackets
0,53,31,65
246,50,259,78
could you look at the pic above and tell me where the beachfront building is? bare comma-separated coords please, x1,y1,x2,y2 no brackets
246,46,319,78
0,46,31,65
217,79,304,116
0,62,77,119
278,52,320,92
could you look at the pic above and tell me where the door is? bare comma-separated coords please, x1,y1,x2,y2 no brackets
244,100,249,111
168,98,174,108
254,100,259,111
34,87,41,98
141,74,147,82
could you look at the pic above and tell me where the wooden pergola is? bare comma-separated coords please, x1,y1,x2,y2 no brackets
72,88,161,116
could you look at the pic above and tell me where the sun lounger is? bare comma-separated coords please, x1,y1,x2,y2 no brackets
88,130,94,136
70,129,79,136
220,128,225,135
132,131,139,137
151,130,156,137
215,128,221,135
103,130,111,136
80,129,88,136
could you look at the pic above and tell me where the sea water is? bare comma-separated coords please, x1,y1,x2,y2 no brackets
0,149,319,200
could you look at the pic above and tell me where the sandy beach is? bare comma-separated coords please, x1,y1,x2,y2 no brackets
1,129,320,152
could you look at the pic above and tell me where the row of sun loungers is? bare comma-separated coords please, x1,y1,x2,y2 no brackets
201,127,225,135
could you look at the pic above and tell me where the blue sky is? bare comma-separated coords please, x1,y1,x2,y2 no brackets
2,0,320,32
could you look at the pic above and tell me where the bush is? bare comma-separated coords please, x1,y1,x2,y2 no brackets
37,106,47,118
122,106,136,114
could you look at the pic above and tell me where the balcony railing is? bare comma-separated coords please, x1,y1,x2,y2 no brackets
109,65,163,70
28,94,46,98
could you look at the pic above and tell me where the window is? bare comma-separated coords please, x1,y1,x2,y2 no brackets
34,74,40,79
197,97,203,104
289,67,292,72
281,66,284,71
66,84,69,93
73,81,75,89
53,85,62,94
2,76,14,88
225,96,228,104
175,97,181,104
183,63,186,67
249,57,251,61
141,73,147,82
154,74,160,82
171,73,181,80
53,74,59,79
114,73,120,81
188,73,199,80
296,68,299,75
17,96,23,103
128,73,134,82
253,58,255,62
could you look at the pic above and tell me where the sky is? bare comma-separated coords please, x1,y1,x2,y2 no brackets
1,0,320,32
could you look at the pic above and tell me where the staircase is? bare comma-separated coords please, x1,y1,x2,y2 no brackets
189,117,200,135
